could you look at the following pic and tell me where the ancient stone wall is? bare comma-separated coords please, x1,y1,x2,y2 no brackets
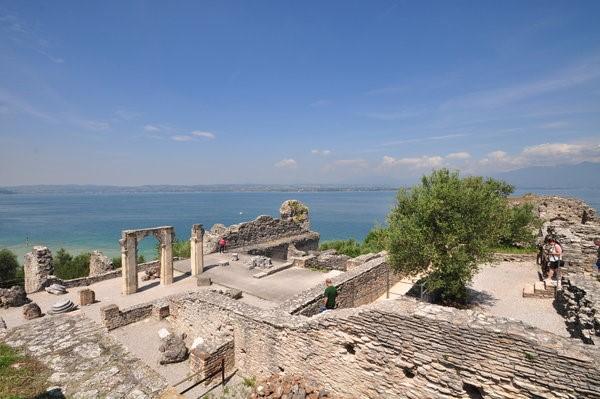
169,291,600,399
189,339,235,385
23,246,53,293
279,256,401,316
88,250,113,276
514,195,600,274
46,260,159,289
203,200,319,257
556,274,600,344
100,303,155,330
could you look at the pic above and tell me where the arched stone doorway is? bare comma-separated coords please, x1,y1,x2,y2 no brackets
119,226,174,295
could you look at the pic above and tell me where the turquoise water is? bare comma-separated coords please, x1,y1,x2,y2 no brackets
0,188,598,263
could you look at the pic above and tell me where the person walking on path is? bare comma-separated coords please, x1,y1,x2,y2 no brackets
218,238,227,254
321,278,338,312
546,238,563,285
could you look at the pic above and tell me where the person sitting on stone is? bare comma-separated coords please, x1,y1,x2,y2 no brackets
546,238,563,285
321,278,337,312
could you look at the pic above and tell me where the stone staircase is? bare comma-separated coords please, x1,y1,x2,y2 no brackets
522,280,557,298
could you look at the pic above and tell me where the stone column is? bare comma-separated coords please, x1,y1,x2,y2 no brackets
160,228,174,286
190,224,204,276
24,246,54,294
121,233,138,295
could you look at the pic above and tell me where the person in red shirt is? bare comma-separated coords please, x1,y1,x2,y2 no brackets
218,238,227,253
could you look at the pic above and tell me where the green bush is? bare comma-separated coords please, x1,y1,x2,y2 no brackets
111,254,145,269
320,227,388,258
0,249,19,282
155,238,190,259
53,249,90,280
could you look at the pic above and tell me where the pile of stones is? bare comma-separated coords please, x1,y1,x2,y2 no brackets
245,256,272,270
45,283,67,295
141,264,160,281
0,286,29,308
48,299,76,315
158,331,188,365
251,374,333,399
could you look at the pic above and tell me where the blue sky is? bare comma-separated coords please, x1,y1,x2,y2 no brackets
0,1,599,185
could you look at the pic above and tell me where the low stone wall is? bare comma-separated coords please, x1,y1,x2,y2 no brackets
189,338,236,385
100,298,169,331
279,257,402,316
169,291,600,399
556,274,600,344
244,232,320,260
47,260,159,290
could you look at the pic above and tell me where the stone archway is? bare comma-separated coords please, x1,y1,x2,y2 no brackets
119,226,174,295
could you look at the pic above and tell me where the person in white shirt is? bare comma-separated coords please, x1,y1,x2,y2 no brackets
546,238,563,284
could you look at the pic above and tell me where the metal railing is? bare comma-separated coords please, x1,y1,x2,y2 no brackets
172,358,226,396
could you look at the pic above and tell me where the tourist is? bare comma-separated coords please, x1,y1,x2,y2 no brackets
321,278,337,312
546,238,563,285
218,238,227,253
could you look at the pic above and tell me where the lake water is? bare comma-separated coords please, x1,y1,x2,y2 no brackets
1,188,598,262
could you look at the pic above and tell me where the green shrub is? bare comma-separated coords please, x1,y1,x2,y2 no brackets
242,376,256,387
53,249,90,280
155,238,190,259
0,249,19,282
319,227,388,258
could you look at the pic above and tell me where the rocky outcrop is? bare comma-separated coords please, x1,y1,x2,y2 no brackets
203,200,319,259
23,246,54,293
88,250,113,276
0,286,29,308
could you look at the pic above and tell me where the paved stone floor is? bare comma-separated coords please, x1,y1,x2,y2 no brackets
0,314,167,398
470,260,570,337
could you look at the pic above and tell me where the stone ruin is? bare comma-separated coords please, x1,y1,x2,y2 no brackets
203,200,319,260
24,246,53,294
0,285,29,308
88,250,113,276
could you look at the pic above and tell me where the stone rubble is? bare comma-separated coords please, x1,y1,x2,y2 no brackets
245,256,272,270
22,302,43,320
556,274,600,344
24,246,54,293
251,374,333,399
88,250,113,276
0,317,5,329
141,264,161,281
0,285,29,308
158,333,189,365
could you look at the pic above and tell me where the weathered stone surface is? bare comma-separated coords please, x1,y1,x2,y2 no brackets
203,201,319,257
48,299,76,314
141,264,161,281
45,283,67,295
22,302,42,320
88,250,113,276
24,246,53,293
0,314,168,397
556,275,600,344
196,276,212,286
78,288,95,306
158,333,188,365
245,255,272,270
0,317,5,329
251,374,334,399
315,250,350,271
280,200,310,230
0,285,29,308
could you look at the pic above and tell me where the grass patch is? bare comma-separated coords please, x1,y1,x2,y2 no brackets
242,376,256,387
493,246,537,254
0,343,50,398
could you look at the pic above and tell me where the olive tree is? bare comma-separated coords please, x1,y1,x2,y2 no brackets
386,169,515,304
0,249,19,282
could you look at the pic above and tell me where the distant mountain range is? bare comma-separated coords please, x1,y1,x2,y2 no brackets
1,162,597,194
493,162,600,189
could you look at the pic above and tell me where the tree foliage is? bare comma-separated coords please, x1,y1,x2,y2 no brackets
0,249,19,282
53,248,90,280
320,227,388,257
386,169,518,304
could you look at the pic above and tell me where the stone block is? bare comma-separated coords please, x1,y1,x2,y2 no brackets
78,289,95,306
153,303,170,320
196,276,212,286
22,302,42,320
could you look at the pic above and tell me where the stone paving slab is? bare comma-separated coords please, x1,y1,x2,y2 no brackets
0,313,168,398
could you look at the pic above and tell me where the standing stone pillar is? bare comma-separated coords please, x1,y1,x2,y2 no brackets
121,233,138,295
24,246,54,294
160,228,174,286
190,224,205,276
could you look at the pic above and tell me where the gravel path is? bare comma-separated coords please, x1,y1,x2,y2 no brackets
470,261,570,337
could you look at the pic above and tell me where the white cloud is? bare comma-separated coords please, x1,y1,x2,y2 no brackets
446,152,471,160
275,158,298,169
171,135,193,142
381,155,444,169
144,124,161,132
191,131,216,140
311,149,331,156
539,121,569,129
